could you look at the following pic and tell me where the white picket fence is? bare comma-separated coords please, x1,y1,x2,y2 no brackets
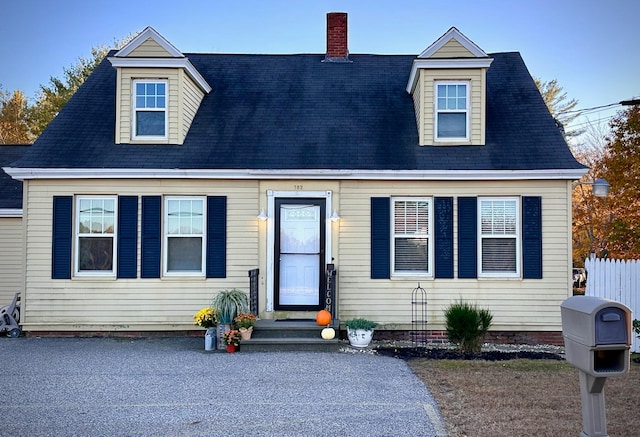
584,258,640,353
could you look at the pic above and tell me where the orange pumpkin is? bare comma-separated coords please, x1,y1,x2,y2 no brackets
316,309,332,326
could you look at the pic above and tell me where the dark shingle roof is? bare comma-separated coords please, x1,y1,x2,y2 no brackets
11,51,584,171
0,145,29,208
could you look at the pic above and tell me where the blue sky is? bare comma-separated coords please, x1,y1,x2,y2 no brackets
1,0,638,139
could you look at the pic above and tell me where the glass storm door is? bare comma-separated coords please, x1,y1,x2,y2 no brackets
274,199,325,310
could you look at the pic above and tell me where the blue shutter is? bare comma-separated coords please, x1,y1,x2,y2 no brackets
457,197,477,279
206,196,227,278
117,196,138,279
434,197,454,278
371,197,390,279
522,196,542,279
52,196,72,279
141,196,161,278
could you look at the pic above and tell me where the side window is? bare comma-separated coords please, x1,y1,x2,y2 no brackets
435,82,469,141
133,80,167,139
478,197,519,277
164,196,206,276
75,196,117,276
391,197,432,276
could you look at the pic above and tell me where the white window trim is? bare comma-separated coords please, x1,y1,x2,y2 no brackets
163,196,206,277
74,195,117,277
477,196,520,278
434,80,470,142
390,196,433,278
132,79,168,141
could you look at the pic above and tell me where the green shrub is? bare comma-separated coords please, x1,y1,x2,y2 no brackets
444,300,493,353
344,318,377,331
211,289,249,324
633,319,640,337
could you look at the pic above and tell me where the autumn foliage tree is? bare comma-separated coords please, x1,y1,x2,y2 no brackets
598,105,640,259
0,87,31,144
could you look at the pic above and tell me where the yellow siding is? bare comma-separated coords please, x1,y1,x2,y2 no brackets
23,178,572,333
420,68,486,145
22,179,259,330
335,179,571,332
181,71,205,141
430,39,476,58
0,217,23,305
117,68,181,144
411,73,423,144
127,38,172,57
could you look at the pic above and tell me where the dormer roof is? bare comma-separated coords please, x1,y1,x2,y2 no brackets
406,27,493,93
107,26,212,93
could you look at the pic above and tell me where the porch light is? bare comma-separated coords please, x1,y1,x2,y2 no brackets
330,210,340,222
257,209,268,221
575,178,610,198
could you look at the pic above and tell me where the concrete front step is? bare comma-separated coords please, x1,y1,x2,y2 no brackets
240,337,340,352
240,319,341,352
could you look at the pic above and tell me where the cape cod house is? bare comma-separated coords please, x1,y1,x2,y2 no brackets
4,13,586,343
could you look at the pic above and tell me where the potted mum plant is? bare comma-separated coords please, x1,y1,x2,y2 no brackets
221,329,242,353
234,313,257,340
345,318,377,348
193,307,219,351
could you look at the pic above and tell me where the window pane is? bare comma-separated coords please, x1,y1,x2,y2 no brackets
79,237,114,271
136,83,145,95
394,237,428,272
157,83,165,95
167,199,204,235
394,200,429,234
482,238,516,272
167,237,203,271
458,97,466,110
437,113,466,137
437,97,446,110
481,200,517,235
79,199,114,235
136,111,165,136
437,84,446,97
457,84,466,97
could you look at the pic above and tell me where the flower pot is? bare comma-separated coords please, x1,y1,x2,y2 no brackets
226,344,237,353
204,327,216,351
347,327,374,348
239,326,253,340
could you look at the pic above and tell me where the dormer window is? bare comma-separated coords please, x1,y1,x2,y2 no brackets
435,81,469,140
133,80,167,139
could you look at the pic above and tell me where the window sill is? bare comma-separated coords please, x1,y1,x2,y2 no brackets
390,274,434,281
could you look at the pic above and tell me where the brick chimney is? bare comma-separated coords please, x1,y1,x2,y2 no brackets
325,12,349,61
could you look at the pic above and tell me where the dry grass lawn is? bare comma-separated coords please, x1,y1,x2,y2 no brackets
409,357,640,437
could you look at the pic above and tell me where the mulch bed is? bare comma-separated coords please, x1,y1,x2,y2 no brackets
375,347,564,361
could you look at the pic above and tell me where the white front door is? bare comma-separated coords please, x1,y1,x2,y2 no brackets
274,198,325,310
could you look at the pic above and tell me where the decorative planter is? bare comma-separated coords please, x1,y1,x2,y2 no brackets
239,326,253,341
204,327,216,351
226,344,237,353
347,327,374,348
217,324,230,350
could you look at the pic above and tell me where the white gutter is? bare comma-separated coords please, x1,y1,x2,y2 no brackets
3,167,588,181
0,209,23,218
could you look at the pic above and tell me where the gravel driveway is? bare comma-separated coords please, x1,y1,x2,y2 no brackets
1,337,446,436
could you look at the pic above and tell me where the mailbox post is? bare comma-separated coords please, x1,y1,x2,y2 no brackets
561,296,632,437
